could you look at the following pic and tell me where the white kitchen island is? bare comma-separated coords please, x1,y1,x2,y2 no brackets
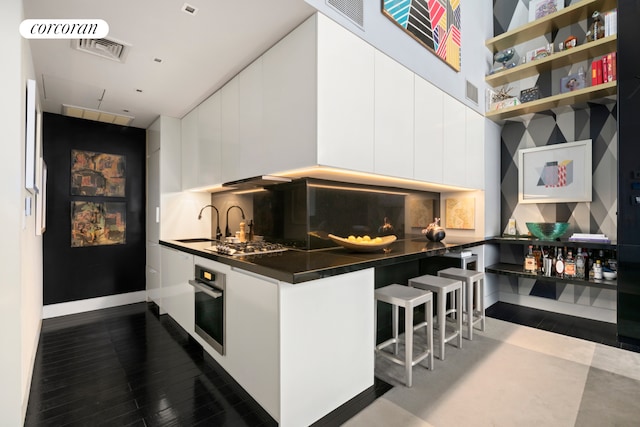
163,248,375,427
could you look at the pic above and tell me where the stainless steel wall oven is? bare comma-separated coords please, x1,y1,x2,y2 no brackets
189,264,225,355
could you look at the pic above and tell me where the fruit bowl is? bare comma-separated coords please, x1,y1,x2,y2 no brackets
328,234,396,252
526,222,570,240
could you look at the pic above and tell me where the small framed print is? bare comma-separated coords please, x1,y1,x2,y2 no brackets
520,87,541,103
529,0,564,22
560,73,585,93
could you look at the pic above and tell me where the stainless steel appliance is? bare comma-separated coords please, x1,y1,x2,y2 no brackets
206,240,288,256
189,264,225,355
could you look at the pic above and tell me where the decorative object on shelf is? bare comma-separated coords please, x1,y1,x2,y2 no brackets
489,85,520,110
504,217,518,236
563,35,577,50
518,139,592,204
586,11,605,42
422,218,445,242
528,0,564,22
525,222,570,241
445,198,475,230
327,234,396,252
520,86,541,103
382,0,461,71
525,44,553,62
491,47,519,73
560,70,586,93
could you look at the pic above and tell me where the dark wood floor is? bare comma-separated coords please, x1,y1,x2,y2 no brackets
25,301,639,426
24,302,392,427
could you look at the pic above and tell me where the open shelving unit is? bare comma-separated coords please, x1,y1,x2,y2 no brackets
485,0,618,121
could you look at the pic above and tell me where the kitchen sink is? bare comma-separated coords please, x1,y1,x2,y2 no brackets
175,238,216,243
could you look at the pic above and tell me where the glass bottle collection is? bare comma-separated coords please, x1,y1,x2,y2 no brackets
522,245,616,280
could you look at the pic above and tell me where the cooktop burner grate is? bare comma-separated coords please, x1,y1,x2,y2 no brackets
206,241,288,256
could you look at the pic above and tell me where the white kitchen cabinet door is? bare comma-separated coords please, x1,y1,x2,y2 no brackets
465,108,485,189
442,94,467,188
316,14,374,173
262,15,317,174
414,76,444,184
220,76,241,183
374,51,414,179
161,246,194,333
147,148,160,243
146,242,161,309
181,108,199,190
197,92,222,188
238,58,264,179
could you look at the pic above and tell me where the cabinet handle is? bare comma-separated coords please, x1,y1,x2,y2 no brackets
155,206,160,223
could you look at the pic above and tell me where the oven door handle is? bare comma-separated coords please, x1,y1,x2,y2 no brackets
188,280,223,299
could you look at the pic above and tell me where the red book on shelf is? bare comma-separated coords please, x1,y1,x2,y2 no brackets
611,52,617,81
606,53,614,82
592,59,603,85
602,55,609,83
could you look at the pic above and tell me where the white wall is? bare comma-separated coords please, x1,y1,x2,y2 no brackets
304,0,494,114
1,0,43,424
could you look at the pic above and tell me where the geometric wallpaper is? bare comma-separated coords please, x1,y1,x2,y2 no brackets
494,0,618,240
501,104,618,240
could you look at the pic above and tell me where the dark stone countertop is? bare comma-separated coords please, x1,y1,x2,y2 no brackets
160,236,492,284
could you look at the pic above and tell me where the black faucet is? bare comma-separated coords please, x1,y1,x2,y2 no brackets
225,205,246,238
197,205,222,241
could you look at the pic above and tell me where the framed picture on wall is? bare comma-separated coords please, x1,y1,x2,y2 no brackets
518,140,592,204
529,0,564,22
25,79,38,193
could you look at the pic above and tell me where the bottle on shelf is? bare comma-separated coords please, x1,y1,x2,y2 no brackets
594,259,603,279
533,245,543,271
555,247,565,278
576,248,586,279
524,245,537,274
565,250,576,278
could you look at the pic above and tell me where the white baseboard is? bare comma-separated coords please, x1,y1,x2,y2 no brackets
42,291,147,319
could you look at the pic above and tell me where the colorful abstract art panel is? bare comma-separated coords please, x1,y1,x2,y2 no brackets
71,149,126,197
71,201,126,247
382,0,461,71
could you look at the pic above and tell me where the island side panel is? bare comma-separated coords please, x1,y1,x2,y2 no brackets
278,268,375,427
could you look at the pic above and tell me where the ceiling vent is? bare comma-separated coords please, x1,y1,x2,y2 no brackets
62,104,134,126
327,0,364,28
71,37,131,63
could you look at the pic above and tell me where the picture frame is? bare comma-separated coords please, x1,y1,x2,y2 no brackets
528,0,564,23
445,198,475,230
25,79,38,193
518,140,592,204
36,158,47,235
382,0,461,71
560,73,586,93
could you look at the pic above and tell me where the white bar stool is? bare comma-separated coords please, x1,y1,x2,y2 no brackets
408,275,462,360
438,267,486,340
375,284,434,387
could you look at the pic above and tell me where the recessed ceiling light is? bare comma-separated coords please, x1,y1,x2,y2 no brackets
153,57,162,63
181,3,198,15
136,89,143,93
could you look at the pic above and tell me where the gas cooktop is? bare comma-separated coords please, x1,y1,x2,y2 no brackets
205,241,288,256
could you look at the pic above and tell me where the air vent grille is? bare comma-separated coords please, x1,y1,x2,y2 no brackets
72,37,130,63
62,104,134,126
327,0,364,28
466,80,479,105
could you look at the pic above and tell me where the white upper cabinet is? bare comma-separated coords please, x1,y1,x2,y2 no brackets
221,76,241,183
197,91,222,188
442,94,467,188
414,75,444,184
262,17,317,175
465,108,484,189
181,108,199,190
238,58,264,179
374,51,414,179
316,15,374,173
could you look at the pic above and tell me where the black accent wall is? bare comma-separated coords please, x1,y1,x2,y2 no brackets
616,0,640,343
43,113,146,305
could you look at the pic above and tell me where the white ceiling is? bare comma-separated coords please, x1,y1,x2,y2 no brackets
23,0,316,129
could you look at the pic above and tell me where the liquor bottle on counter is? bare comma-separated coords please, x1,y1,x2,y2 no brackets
555,247,565,278
576,248,586,279
565,250,576,278
524,245,537,273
